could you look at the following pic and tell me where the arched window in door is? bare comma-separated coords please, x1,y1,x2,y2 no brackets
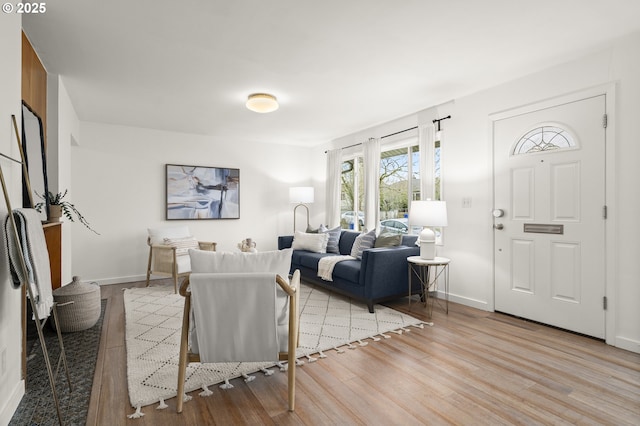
512,125,577,155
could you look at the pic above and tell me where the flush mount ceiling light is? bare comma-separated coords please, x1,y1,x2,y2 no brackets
246,93,279,113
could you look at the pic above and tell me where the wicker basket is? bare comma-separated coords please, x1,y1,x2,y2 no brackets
53,276,101,332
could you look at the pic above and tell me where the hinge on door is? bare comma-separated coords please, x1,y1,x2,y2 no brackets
602,114,608,128
603,296,608,310
603,205,608,219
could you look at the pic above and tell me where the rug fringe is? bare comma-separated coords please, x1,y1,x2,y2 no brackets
183,393,193,402
127,405,144,419
305,354,318,363
220,379,234,389
357,339,368,346
333,346,345,353
199,384,213,396
243,373,255,382
261,367,274,376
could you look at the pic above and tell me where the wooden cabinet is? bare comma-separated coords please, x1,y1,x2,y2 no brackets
43,222,62,290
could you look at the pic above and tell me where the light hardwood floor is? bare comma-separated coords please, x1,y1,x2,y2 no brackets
86,279,640,425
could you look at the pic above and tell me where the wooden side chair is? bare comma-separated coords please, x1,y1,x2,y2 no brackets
145,226,216,293
176,249,299,414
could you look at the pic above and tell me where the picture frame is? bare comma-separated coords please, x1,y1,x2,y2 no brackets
166,164,240,220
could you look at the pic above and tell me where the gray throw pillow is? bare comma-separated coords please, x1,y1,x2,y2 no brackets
374,233,402,248
319,225,341,254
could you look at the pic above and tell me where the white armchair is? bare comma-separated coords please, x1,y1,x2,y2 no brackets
145,226,217,293
176,249,299,414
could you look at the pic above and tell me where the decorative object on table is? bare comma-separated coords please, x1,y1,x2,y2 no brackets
166,164,240,220
34,189,100,234
238,237,257,252
289,186,314,232
52,276,101,332
409,200,448,259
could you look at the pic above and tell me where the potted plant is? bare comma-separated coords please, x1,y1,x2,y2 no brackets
35,189,100,234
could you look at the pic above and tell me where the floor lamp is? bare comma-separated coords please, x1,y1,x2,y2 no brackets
290,187,314,232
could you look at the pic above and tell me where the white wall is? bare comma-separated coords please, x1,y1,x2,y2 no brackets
69,122,317,284
0,14,26,424
443,33,639,352
317,32,640,353
55,77,80,284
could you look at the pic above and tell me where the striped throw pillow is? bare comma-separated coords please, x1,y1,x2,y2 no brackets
164,236,199,255
350,229,376,259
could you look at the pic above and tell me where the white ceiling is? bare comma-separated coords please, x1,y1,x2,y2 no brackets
22,0,640,146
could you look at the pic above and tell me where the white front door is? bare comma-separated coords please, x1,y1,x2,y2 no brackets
493,95,606,338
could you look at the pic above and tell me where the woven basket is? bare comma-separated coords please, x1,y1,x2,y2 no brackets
53,276,101,332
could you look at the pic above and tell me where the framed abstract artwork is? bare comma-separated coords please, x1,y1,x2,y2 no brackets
166,164,240,220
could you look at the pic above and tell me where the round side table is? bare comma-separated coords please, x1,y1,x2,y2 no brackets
407,256,451,317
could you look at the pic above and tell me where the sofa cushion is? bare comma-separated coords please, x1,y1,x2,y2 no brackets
331,259,362,284
292,231,329,253
298,252,336,270
350,229,376,259
339,231,360,255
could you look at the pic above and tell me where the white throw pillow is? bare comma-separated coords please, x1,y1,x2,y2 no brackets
189,248,293,280
148,226,191,245
291,231,329,253
163,236,199,255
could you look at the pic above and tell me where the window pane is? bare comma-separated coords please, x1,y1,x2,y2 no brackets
380,148,410,222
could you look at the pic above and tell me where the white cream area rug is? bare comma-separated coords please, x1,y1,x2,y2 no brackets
124,283,426,417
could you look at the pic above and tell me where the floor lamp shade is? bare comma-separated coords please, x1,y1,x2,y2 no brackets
290,187,314,231
409,200,448,259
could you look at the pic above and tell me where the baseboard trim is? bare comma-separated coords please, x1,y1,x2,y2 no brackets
614,336,640,354
0,379,24,425
436,290,489,311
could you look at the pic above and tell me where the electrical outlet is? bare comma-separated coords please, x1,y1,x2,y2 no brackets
462,197,472,208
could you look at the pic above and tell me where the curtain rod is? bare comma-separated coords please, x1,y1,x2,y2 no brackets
325,115,452,153
432,115,452,132
324,126,418,153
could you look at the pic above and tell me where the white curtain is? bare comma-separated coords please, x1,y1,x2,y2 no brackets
419,124,436,199
363,138,380,232
325,148,342,228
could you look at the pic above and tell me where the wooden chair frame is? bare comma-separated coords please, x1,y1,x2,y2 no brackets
145,239,216,293
176,271,299,413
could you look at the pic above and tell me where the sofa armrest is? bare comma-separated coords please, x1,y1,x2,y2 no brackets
278,235,294,250
360,245,420,299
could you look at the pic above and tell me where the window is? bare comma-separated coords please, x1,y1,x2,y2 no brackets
513,125,577,155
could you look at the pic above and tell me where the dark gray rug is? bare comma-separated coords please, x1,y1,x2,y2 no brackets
10,299,106,426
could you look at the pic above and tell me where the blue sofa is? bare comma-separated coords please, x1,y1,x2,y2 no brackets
278,230,421,312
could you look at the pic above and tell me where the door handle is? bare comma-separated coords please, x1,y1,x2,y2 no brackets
494,223,504,230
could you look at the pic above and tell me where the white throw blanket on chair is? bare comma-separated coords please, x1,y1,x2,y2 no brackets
317,255,356,281
190,272,280,363
3,208,53,319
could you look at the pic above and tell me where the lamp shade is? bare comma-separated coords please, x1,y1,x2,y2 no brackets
246,93,279,113
289,187,314,204
409,200,448,227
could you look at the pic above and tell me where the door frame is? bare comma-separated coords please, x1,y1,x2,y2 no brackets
489,84,616,346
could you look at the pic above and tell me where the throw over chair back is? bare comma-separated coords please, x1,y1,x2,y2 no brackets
146,226,216,293
176,248,299,413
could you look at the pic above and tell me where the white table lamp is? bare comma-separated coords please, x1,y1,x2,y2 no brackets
290,186,314,231
409,200,448,259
